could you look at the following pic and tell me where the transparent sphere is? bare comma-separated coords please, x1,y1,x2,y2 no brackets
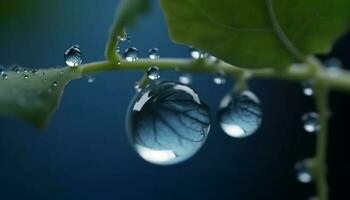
124,47,139,62
295,158,313,183
302,112,320,133
218,90,262,138
64,45,82,67
127,81,211,165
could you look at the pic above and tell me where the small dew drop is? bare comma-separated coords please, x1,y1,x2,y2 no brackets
213,73,226,85
124,47,139,62
134,82,142,93
87,76,95,83
118,32,128,42
116,46,120,53
302,112,320,133
53,82,58,87
218,90,262,138
64,45,83,67
179,74,192,85
189,47,205,59
324,57,342,74
147,66,160,80
302,80,314,96
295,159,313,183
2,73,8,80
148,48,160,59
24,74,29,79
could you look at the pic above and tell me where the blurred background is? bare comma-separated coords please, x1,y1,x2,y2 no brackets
0,0,349,199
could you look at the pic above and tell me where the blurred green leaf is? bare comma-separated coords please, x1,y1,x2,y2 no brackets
0,67,81,129
160,0,350,69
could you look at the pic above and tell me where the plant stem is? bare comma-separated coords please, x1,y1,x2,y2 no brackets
79,58,350,92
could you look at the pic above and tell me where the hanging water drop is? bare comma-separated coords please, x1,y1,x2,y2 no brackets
124,47,139,62
302,112,320,133
302,80,314,96
179,74,192,85
218,90,262,138
127,81,211,165
295,159,313,183
147,66,160,80
189,47,205,59
148,48,160,59
324,57,342,74
134,82,142,92
213,73,226,85
53,82,58,87
64,45,83,67
87,76,95,83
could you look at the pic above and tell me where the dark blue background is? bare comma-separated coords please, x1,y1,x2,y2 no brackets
0,1,349,199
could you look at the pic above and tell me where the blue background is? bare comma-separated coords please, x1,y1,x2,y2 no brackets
0,0,349,199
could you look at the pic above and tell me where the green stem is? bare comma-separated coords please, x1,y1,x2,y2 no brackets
79,58,350,92
314,79,330,200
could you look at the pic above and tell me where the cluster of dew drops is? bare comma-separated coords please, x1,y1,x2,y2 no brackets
296,57,343,200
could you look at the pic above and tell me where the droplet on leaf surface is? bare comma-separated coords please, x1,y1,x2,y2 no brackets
127,81,211,165
218,90,262,138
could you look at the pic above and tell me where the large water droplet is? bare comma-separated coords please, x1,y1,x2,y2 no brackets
124,47,139,62
127,81,211,165
148,48,160,59
302,112,320,133
179,74,192,85
302,80,314,96
189,47,205,59
147,66,160,80
218,90,262,138
64,45,83,67
295,158,313,183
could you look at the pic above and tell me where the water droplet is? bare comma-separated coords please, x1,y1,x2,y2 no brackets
295,158,313,183
213,73,226,85
127,81,211,165
52,82,57,87
116,46,120,53
2,73,8,80
324,57,342,74
218,90,262,138
134,82,142,92
148,48,160,59
189,47,205,59
31,69,37,74
179,74,192,85
127,36,132,43
124,47,139,62
87,76,95,83
302,80,314,96
64,45,83,67
147,66,160,80
118,32,128,42
206,55,218,62
302,112,320,133
24,74,29,79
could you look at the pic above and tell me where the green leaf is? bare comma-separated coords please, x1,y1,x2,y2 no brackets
160,0,350,69
0,68,81,129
